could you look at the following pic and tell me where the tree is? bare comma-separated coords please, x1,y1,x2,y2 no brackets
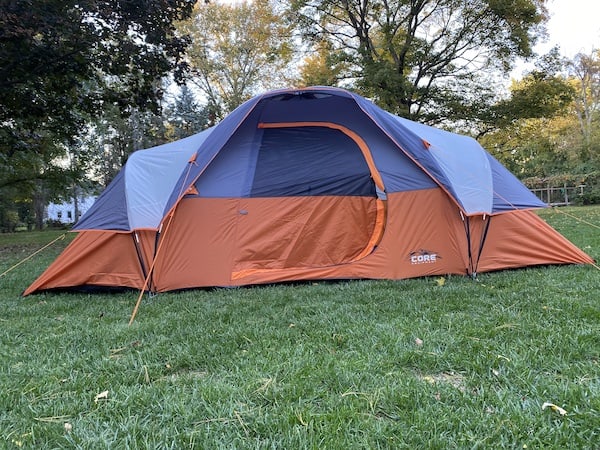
180,0,294,121
479,65,578,178
291,0,548,123
0,0,195,228
164,85,210,140
480,49,600,180
480,115,573,178
569,50,600,164
480,51,575,136
74,102,172,189
298,40,349,87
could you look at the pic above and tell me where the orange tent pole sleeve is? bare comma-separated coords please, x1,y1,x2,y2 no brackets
258,121,388,263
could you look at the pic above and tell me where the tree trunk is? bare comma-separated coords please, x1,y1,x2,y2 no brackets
33,184,46,231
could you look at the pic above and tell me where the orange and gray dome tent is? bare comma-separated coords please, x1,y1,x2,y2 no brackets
24,87,593,296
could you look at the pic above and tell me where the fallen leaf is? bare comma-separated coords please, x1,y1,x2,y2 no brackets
297,412,308,426
436,277,446,286
415,337,423,346
94,390,109,403
542,402,567,416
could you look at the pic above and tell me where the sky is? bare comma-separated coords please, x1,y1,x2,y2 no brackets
537,0,599,58
508,0,598,78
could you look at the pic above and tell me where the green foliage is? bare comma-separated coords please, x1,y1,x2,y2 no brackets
77,104,172,188
569,50,600,164
0,209,19,233
523,171,600,189
181,0,294,121
491,71,576,128
0,207,598,448
164,86,210,140
572,188,600,206
480,50,599,180
523,172,600,206
0,0,195,198
298,41,350,88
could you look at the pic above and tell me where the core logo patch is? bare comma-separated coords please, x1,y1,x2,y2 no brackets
409,249,440,265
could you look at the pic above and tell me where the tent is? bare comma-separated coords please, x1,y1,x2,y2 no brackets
24,87,593,295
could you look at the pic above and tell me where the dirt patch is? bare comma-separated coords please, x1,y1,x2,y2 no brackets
418,371,466,392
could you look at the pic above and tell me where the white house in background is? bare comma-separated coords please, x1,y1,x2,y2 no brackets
46,196,97,224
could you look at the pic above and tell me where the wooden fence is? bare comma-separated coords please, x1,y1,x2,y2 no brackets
529,184,588,206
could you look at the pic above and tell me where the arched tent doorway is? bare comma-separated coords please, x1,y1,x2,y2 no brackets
228,122,386,277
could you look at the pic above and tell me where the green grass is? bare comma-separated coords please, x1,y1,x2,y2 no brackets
0,206,598,449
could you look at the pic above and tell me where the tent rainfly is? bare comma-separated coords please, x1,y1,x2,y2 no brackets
24,87,594,296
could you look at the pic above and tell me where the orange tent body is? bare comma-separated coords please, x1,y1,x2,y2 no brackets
24,88,593,295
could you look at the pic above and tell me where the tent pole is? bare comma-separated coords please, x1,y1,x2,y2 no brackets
472,215,492,278
128,213,175,325
462,214,474,276
129,154,199,325
131,232,150,289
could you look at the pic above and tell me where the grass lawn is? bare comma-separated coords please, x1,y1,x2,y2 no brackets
0,206,598,449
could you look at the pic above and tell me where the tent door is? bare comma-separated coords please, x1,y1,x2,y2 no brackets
231,122,386,279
